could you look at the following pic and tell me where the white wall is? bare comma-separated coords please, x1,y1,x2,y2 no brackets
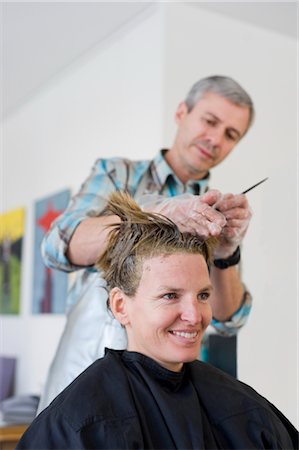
1,2,298,428
1,7,164,397
163,4,298,426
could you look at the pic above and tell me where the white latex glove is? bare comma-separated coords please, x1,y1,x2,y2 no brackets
140,190,226,239
213,193,252,259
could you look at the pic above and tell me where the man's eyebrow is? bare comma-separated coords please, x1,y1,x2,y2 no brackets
205,112,241,138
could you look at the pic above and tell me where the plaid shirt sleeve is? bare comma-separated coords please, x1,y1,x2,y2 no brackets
41,158,129,272
210,288,252,336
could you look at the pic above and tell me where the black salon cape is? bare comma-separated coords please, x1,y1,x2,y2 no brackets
17,349,298,450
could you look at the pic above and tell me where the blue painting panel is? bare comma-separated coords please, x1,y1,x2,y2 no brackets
32,189,70,314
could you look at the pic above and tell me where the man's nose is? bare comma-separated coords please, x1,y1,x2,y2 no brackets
205,127,224,148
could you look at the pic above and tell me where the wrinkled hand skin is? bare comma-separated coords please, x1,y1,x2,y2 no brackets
150,190,227,239
213,193,252,259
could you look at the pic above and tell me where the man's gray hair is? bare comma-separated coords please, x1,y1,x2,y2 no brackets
185,75,254,131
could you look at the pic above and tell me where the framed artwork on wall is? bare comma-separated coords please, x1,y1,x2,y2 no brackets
0,207,25,314
32,189,70,314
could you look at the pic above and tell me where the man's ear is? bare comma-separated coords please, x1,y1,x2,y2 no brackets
109,287,130,326
175,101,188,124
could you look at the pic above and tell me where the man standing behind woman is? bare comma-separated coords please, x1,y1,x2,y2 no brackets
38,75,254,413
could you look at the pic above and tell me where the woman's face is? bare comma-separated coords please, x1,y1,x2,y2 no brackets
112,253,213,372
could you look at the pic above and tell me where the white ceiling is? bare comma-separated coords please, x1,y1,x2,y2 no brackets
1,2,298,118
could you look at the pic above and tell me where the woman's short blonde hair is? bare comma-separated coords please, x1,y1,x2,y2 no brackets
96,191,216,297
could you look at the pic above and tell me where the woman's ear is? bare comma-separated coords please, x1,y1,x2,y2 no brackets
109,287,130,326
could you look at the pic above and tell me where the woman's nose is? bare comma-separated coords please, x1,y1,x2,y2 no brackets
180,300,202,324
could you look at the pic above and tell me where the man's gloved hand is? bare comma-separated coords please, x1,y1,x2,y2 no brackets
141,190,226,239
213,193,252,259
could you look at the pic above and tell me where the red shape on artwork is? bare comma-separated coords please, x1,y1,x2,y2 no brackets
37,202,62,232
37,201,62,313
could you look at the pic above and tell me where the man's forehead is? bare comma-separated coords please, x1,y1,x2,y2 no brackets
192,92,250,133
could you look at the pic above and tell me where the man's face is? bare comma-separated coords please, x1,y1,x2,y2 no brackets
119,253,212,372
169,92,250,182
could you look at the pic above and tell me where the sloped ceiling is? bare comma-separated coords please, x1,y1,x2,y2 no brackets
1,2,297,118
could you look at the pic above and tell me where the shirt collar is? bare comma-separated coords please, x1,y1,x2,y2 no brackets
152,149,210,195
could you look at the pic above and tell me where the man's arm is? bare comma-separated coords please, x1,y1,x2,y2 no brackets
208,192,252,331
66,215,120,266
209,265,244,321
41,158,128,272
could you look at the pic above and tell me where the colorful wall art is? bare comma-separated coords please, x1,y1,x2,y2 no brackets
0,208,25,314
32,189,70,314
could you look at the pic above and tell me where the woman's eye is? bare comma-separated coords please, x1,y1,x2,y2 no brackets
163,293,177,300
198,292,210,302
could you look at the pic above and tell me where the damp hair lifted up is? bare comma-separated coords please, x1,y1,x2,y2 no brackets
96,191,216,297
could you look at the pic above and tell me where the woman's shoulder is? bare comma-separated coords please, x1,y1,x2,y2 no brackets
188,360,298,447
188,359,271,414
43,350,134,430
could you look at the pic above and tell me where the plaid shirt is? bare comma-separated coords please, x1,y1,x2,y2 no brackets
42,150,252,336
